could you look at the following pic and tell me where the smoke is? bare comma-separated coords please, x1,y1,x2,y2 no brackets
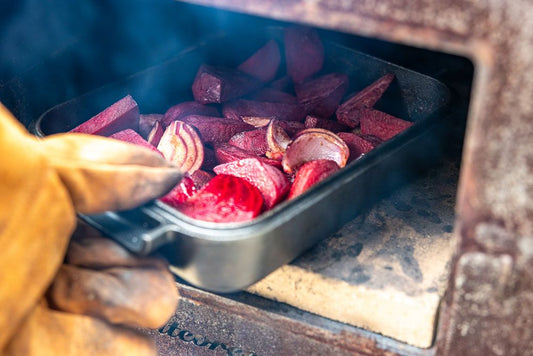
0,0,277,126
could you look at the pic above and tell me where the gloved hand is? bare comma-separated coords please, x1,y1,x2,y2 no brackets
0,103,182,355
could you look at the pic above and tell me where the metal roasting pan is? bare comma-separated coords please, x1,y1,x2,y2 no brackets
32,27,453,292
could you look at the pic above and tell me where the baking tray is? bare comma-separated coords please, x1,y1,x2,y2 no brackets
33,27,452,292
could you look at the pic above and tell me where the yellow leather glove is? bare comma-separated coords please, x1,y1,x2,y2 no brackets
0,103,182,355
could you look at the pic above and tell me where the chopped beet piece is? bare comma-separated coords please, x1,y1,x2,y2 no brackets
295,73,349,118
160,175,197,207
180,115,254,143
190,170,215,190
359,108,414,141
162,101,219,128
139,113,163,138
288,159,340,199
201,145,218,172
269,75,293,92
214,143,282,168
70,95,139,136
336,73,395,127
192,64,263,104
305,115,349,133
238,39,281,82
214,158,290,209
284,26,324,83
176,174,264,223
251,88,297,103
223,99,306,122
337,132,377,161
228,127,268,156
109,129,162,156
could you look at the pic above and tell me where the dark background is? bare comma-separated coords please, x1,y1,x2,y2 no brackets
0,0,472,129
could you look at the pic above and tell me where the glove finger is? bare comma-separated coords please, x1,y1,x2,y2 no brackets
4,300,157,356
42,133,183,214
41,133,171,167
47,264,178,329
67,222,164,269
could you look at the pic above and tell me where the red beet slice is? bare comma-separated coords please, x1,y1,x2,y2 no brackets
238,39,281,82
70,95,139,136
192,64,263,104
359,108,414,141
139,113,163,138
228,127,268,156
266,119,291,160
295,73,349,118
160,174,197,207
304,115,349,133
284,26,324,83
282,128,350,174
180,115,254,143
337,132,377,161
147,120,164,147
251,88,297,103
157,121,204,173
176,174,264,223
288,159,340,199
162,101,219,128
190,170,215,190
213,158,290,209
336,73,395,127
223,99,306,122
109,129,162,156
214,143,282,168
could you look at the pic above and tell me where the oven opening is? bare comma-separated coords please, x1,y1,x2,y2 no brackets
1,1,475,354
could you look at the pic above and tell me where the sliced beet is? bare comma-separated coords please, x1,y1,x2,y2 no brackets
214,143,282,168
282,128,350,174
336,73,395,127
70,95,139,136
337,132,377,161
192,64,263,104
237,39,281,82
228,127,268,156
147,121,164,147
288,159,340,199
251,87,297,104
269,75,293,92
305,115,349,133
160,174,197,207
284,26,324,83
181,115,254,143
278,120,306,137
223,99,306,122
157,121,204,173
213,158,290,209
295,73,349,118
162,101,219,127
139,113,163,138
175,174,264,223
359,108,413,141
109,129,162,156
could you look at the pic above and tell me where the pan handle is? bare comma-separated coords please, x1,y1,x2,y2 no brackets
80,202,179,256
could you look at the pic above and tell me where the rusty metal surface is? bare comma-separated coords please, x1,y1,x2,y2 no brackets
144,282,433,356
175,1,533,354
